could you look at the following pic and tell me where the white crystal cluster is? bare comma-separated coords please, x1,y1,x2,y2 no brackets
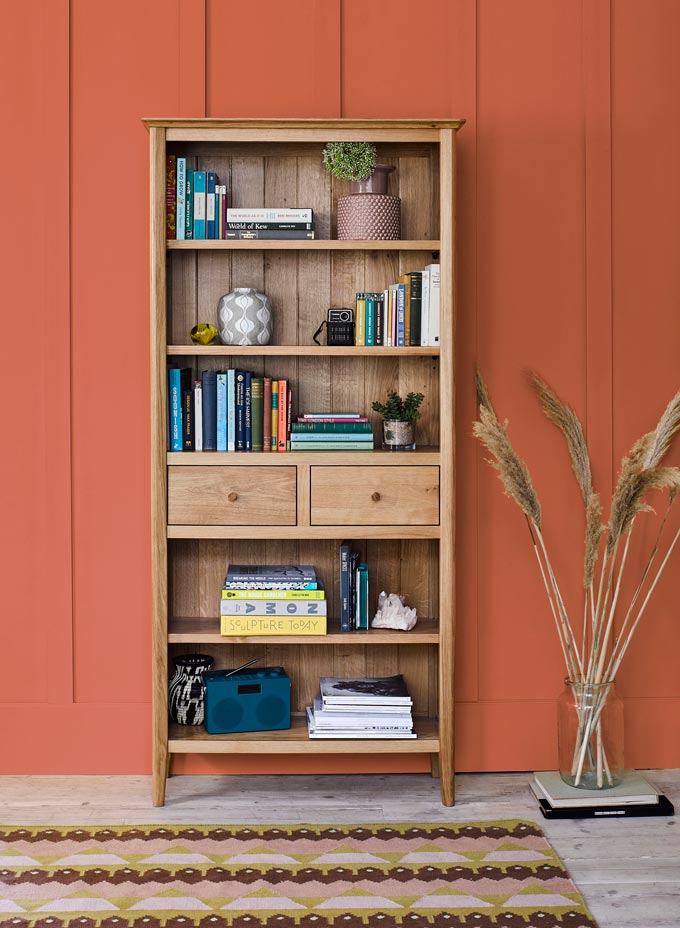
371,591,417,631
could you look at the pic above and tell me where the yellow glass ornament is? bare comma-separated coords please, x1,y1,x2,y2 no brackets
190,323,218,345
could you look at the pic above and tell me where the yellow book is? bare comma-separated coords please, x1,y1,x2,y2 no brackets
355,292,366,346
221,615,328,636
398,274,411,345
222,588,325,600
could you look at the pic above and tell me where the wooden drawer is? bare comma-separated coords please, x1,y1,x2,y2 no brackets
168,466,297,525
310,466,439,525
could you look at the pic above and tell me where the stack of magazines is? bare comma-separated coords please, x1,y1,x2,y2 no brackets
306,675,415,739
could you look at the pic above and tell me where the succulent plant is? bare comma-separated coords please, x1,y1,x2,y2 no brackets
372,390,425,422
322,141,377,181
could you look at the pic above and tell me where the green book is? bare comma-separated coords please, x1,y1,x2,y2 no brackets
291,421,372,433
357,563,369,630
290,441,374,451
251,377,264,452
408,272,422,346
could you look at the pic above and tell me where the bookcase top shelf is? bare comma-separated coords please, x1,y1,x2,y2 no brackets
169,616,440,645
167,345,440,357
167,448,440,465
167,240,441,252
145,118,465,130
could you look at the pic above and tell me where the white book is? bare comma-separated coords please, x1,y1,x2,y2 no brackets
320,675,413,706
533,770,660,808
427,263,440,346
306,707,417,739
227,208,313,222
221,599,327,616
193,381,203,451
420,267,430,346
382,288,390,346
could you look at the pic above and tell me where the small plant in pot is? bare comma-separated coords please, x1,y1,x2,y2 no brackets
372,390,424,451
323,141,400,240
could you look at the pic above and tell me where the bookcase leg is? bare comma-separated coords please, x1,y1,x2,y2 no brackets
430,753,440,778
439,750,455,806
152,746,169,807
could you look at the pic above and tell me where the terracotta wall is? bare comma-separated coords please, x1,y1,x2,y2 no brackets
2,0,679,774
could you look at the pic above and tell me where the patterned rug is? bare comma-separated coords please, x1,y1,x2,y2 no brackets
0,821,597,928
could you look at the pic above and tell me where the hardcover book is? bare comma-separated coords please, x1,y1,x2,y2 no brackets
206,171,216,239
226,207,313,222
271,380,279,451
222,588,325,601
193,380,203,451
251,377,264,452
216,372,227,451
227,369,236,451
407,271,422,346
533,769,660,807
176,157,186,241
244,371,252,451
193,170,206,240
235,371,246,451
220,598,327,616
263,377,272,453
201,370,217,451
224,230,315,240
320,675,412,706
221,615,327,636
168,368,182,451
227,565,317,583
529,781,674,819
185,169,194,240
165,155,176,239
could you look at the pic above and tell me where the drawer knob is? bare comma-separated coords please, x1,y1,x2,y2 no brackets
227,491,239,502
371,491,381,502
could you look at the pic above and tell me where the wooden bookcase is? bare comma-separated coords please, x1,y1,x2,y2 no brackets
145,118,463,807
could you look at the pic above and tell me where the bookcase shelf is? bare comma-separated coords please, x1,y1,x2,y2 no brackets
169,717,439,754
169,616,440,645
148,117,459,808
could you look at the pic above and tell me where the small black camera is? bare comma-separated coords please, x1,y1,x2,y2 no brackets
313,308,355,346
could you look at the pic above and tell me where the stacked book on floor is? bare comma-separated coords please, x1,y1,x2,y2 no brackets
354,264,440,347
530,769,674,819
291,413,374,452
221,565,327,637
306,675,415,739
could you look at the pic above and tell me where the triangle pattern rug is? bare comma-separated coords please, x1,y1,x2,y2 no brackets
0,821,597,927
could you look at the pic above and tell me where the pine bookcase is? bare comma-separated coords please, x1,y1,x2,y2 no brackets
145,118,463,806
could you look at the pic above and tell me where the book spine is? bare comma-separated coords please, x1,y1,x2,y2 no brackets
201,370,217,451
390,286,398,346
176,158,186,241
225,222,315,231
263,377,272,453
420,268,430,347
185,169,194,240
206,171,216,239
349,550,359,631
221,599,327,616
355,293,366,346
408,272,422,346
222,588,326,600
216,373,227,451
290,441,374,451
235,371,246,451
244,371,252,451
277,381,287,452
290,432,373,442
193,170,206,239
168,368,183,451
297,417,369,424
165,155,176,239
399,274,411,345
291,422,372,433
221,185,228,238
365,295,375,346
224,230,315,240
227,369,236,451
224,580,318,590
339,542,350,632
300,413,362,419
375,294,384,346
251,377,264,452
428,264,441,346
271,380,279,450
220,615,327,636
287,388,292,451
193,380,203,451
226,208,313,222
181,368,194,450
358,563,369,630
397,284,406,346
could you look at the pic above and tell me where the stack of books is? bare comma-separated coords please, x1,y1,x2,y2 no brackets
339,541,369,632
354,264,440,348
166,157,315,241
530,769,674,819
221,565,327,637
290,413,374,452
306,675,415,739
168,369,293,452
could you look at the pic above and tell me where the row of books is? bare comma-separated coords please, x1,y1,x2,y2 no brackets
354,264,440,348
168,369,293,452
221,566,327,637
166,157,315,240
340,541,370,632
306,675,415,739
291,413,373,452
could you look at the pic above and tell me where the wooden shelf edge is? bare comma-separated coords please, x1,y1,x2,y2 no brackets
167,345,441,357
168,616,440,645
168,239,440,252
167,448,441,465
167,525,441,540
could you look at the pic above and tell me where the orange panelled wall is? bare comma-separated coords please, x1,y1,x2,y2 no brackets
1,0,679,773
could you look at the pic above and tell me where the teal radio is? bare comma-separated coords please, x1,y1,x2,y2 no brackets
202,665,291,734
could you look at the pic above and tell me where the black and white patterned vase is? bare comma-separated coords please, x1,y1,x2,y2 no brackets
217,287,273,346
168,653,214,725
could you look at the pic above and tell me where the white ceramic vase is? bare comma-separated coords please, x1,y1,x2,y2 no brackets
217,287,273,346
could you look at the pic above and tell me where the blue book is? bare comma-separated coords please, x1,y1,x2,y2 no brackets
216,373,227,451
193,170,206,239
206,171,217,239
227,369,236,451
185,169,194,240
358,563,369,630
365,295,375,346
168,368,183,451
244,371,252,451
290,432,373,442
235,371,246,451
201,370,217,450
339,541,350,633
397,284,406,347
176,158,186,241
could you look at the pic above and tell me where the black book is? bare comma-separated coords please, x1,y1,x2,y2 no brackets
374,296,384,347
534,793,675,819
408,272,422,346
235,371,246,451
349,549,360,631
226,222,314,231
180,368,193,451
224,230,315,240
244,371,252,451
201,370,217,451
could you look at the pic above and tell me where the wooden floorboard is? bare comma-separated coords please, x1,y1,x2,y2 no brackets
0,769,678,927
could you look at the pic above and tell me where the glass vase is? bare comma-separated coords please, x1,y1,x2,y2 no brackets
381,419,415,451
557,679,624,789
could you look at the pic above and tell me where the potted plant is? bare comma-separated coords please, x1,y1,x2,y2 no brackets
323,141,400,240
473,365,680,789
372,390,424,451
